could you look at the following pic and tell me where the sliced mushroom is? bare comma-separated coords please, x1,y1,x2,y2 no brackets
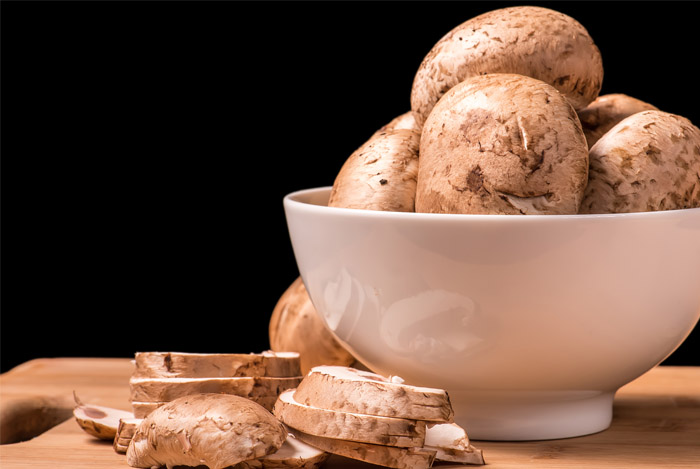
425,422,485,464
288,428,436,469
113,441,130,454
273,389,426,447
115,436,134,446
73,395,135,440
130,401,165,419
292,366,453,422
113,417,143,454
132,351,302,379
128,376,302,404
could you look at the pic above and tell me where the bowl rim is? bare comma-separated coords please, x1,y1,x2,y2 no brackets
284,186,700,221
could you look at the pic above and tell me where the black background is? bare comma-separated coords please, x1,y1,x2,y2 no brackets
2,1,699,372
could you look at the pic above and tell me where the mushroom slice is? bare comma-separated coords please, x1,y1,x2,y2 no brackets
288,428,436,469
113,443,129,454
73,395,135,440
273,389,426,447
115,436,134,446
116,417,142,439
114,442,130,454
425,422,485,465
292,366,453,422
132,351,302,378
126,393,287,469
130,401,164,419
128,376,302,403
113,417,143,454
236,434,330,469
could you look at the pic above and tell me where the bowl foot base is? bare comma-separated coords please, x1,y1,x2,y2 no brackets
451,390,615,441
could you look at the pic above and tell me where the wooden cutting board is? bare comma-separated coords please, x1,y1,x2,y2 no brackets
0,358,698,468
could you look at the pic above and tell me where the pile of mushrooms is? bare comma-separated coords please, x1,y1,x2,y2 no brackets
75,351,331,469
77,6,700,469
76,363,484,468
270,4,700,367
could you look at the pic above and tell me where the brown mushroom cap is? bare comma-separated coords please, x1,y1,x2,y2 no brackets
577,93,658,148
269,277,356,374
328,128,420,212
372,111,418,137
127,393,287,469
579,110,700,214
411,5,603,127
415,73,589,215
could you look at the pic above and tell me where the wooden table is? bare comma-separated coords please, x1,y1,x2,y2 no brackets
0,358,698,468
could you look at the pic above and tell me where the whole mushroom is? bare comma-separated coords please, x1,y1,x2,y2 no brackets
415,73,589,215
269,276,357,374
579,110,700,213
270,117,422,373
372,111,419,137
126,393,287,469
328,127,420,212
411,5,603,127
577,93,658,148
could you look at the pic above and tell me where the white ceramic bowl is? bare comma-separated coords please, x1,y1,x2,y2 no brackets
283,186,700,441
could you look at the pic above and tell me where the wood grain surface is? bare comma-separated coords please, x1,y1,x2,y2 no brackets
0,358,698,468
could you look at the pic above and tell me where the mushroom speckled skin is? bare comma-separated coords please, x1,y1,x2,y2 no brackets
415,73,589,215
288,427,437,469
372,111,418,137
577,93,659,148
579,110,700,214
269,276,356,374
328,128,420,212
273,388,427,448
410,5,603,127
292,366,454,422
126,393,287,469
